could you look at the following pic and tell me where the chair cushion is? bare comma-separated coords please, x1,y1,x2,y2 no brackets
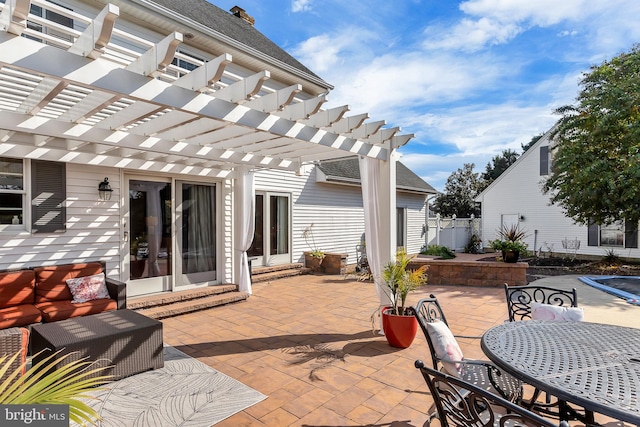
35,298,117,323
426,320,464,377
531,302,584,321
0,270,35,307
66,273,109,303
0,304,42,329
34,262,103,303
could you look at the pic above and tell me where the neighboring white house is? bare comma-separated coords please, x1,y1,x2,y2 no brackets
475,126,640,260
0,0,419,297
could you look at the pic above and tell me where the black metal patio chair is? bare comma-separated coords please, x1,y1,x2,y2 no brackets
503,283,593,422
503,284,578,321
414,295,523,403
415,361,569,427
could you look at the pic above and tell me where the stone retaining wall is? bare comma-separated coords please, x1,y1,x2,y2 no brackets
409,259,528,287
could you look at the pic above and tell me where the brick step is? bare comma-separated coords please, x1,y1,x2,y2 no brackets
252,267,310,283
252,262,304,275
127,284,238,310
134,291,249,320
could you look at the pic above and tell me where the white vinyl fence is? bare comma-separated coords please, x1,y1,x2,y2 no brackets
425,215,482,252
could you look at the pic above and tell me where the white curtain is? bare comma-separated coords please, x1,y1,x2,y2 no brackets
237,167,255,293
358,156,389,309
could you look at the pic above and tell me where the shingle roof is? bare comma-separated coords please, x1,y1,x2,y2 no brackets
147,0,325,82
317,158,437,194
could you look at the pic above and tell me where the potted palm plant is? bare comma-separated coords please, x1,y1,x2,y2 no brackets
489,224,529,263
381,249,428,348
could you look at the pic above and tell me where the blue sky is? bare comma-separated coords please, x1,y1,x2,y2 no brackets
210,0,640,192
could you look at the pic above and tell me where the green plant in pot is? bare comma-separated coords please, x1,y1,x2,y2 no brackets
380,248,428,348
302,224,325,272
489,224,529,263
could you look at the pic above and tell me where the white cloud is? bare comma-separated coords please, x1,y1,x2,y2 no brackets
291,0,313,13
424,18,521,52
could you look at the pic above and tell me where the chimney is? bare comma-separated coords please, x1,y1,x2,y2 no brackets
230,6,255,26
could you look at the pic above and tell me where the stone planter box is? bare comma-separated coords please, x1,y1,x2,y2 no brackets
304,252,348,274
408,258,528,287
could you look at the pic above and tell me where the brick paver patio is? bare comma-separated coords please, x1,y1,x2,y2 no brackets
160,269,637,426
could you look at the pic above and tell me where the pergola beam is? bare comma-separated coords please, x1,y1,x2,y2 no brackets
0,0,31,35
173,53,232,92
244,84,301,113
213,70,270,103
125,31,183,77
68,3,119,59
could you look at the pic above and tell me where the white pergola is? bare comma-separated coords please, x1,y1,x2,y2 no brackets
0,0,411,302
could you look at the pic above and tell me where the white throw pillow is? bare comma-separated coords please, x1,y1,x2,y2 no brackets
531,302,584,321
426,320,464,377
66,273,110,303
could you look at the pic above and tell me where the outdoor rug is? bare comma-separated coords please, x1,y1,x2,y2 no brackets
72,345,267,427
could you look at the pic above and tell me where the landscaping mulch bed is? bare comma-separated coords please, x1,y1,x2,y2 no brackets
478,255,640,282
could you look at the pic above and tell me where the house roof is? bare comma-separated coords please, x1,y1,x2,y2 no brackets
0,0,414,178
142,0,324,85
316,157,438,194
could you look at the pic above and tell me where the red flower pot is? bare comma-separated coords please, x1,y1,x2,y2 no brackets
381,307,418,348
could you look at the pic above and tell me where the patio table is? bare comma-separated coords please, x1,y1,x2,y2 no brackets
481,320,640,425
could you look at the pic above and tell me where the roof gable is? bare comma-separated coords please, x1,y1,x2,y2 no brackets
317,157,437,194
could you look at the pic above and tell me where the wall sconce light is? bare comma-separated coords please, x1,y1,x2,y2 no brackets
519,215,525,221
98,177,113,201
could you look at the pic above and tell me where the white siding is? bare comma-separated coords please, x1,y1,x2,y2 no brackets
0,163,121,276
254,166,428,265
479,138,640,259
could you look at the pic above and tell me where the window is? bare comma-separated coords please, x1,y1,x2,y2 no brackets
25,1,73,44
31,160,66,233
397,207,406,248
0,158,25,226
540,145,550,176
588,220,638,248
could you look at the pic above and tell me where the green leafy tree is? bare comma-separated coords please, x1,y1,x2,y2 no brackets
543,44,640,226
479,149,520,191
432,163,481,217
521,133,544,153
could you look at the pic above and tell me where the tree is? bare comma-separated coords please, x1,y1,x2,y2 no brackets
521,133,544,153
543,44,640,226
432,163,481,217
479,149,520,191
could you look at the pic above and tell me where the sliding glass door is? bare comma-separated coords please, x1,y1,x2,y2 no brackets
175,181,217,287
248,192,291,266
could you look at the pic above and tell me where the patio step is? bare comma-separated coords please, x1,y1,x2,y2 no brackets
129,285,248,320
251,262,309,282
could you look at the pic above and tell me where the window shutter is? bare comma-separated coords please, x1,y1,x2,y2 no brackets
31,160,66,233
587,220,598,246
625,222,638,249
540,146,549,176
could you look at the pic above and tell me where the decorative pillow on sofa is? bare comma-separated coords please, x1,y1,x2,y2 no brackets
531,302,584,321
426,320,464,377
66,273,109,304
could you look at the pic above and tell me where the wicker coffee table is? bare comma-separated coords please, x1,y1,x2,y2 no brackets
30,309,163,380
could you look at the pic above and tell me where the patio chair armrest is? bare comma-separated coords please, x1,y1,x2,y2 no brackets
106,277,127,309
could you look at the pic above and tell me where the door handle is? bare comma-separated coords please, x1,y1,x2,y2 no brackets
124,231,129,242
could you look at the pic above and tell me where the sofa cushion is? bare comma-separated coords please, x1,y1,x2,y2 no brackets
34,262,103,304
0,304,42,329
0,270,36,308
35,298,117,323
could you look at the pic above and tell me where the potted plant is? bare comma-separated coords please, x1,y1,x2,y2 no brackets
380,249,428,348
302,224,325,272
489,224,529,263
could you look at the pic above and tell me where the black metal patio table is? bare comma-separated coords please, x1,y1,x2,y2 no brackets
481,320,640,425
